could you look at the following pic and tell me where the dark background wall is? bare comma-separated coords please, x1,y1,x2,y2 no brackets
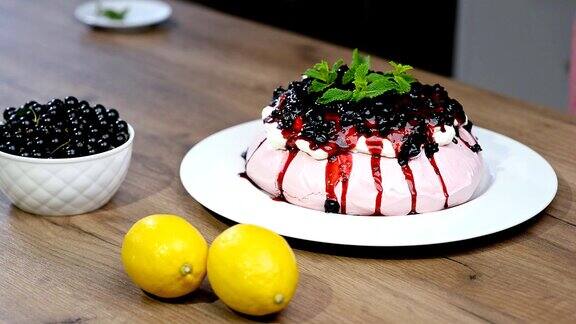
191,0,458,76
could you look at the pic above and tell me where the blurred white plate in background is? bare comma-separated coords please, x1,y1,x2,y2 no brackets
75,0,171,29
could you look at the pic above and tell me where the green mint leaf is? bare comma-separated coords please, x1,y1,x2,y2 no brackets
343,49,370,85
354,80,368,92
309,80,331,93
389,61,413,75
304,60,331,82
342,69,355,84
365,55,371,70
317,88,353,104
303,68,325,81
331,59,344,73
353,79,367,92
351,48,361,68
401,74,417,84
316,60,330,75
366,72,385,82
352,62,370,92
381,72,394,79
342,49,362,85
365,79,396,98
352,90,366,102
328,59,344,83
352,50,369,68
394,74,411,94
354,62,369,81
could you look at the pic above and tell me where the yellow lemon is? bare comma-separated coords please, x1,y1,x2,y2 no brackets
207,224,299,316
121,214,208,298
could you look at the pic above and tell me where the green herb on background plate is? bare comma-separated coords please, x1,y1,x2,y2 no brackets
96,3,129,20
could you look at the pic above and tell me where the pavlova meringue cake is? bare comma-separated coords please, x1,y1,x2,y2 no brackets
243,50,483,216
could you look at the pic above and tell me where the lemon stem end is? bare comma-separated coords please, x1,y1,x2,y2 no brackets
180,263,192,276
274,294,284,305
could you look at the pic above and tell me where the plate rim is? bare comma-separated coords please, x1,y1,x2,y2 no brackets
180,120,558,247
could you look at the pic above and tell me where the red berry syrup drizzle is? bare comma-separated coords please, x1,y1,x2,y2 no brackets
244,138,266,167
428,156,448,208
324,153,353,213
366,137,384,215
316,114,357,213
273,97,305,201
388,129,420,215
454,121,482,153
400,164,417,214
274,149,298,201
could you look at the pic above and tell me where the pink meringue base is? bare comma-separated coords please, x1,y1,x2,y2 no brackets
245,128,483,216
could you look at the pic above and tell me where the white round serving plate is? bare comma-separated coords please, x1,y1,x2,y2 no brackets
180,120,557,247
75,0,171,29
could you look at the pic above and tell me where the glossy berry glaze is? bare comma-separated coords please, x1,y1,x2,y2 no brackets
247,66,481,215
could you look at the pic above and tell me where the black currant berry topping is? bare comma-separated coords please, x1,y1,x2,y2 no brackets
266,69,480,164
324,199,340,213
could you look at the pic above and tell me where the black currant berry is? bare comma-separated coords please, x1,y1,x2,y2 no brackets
93,104,105,116
64,96,78,108
324,199,340,213
114,120,128,133
3,107,16,120
115,133,127,146
96,140,109,152
106,109,119,122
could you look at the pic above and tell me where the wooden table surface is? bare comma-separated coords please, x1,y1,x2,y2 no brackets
0,0,575,322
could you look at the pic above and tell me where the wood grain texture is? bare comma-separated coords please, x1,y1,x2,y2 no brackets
0,0,575,323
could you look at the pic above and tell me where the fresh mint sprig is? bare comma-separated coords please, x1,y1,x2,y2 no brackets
342,49,370,85
379,61,416,93
310,49,417,105
317,61,394,104
304,49,416,105
304,59,343,93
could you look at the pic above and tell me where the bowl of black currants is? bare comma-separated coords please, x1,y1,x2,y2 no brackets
0,96,134,216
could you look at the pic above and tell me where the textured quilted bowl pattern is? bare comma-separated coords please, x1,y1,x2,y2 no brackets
0,125,134,216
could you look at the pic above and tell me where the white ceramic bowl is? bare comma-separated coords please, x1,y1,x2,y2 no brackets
0,125,134,216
